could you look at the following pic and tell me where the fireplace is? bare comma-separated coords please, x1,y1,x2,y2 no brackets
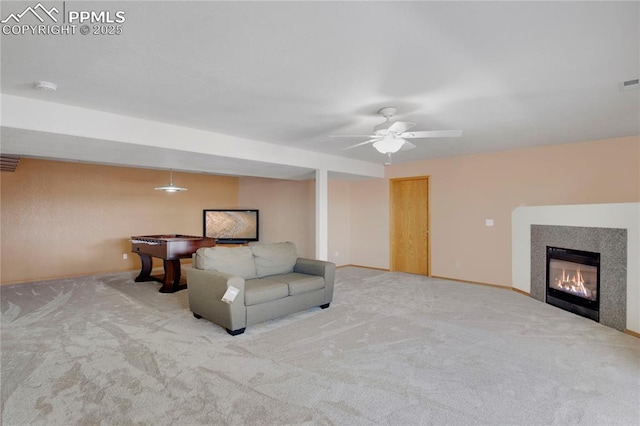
546,246,600,322
529,224,627,331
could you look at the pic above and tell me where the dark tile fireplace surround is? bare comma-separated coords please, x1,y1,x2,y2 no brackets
530,225,627,331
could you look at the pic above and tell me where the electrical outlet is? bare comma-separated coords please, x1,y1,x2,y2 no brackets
485,219,494,227
122,253,128,260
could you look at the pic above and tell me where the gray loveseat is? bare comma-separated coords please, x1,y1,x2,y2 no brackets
187,242,335,335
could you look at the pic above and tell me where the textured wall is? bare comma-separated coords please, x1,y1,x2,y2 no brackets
0,159,238,284
237,177,315,258
530,225,627,331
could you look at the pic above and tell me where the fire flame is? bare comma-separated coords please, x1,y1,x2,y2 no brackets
556,267,590,297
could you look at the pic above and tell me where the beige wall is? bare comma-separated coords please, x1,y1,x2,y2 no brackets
238,177,315,258
238,177,357,265
349,136,640,286
348,178,390,268
0,159,238,284
328,179,351,266
3,135,638,287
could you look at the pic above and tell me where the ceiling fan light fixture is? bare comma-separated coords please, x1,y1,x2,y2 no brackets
154,169,187,192
373,137,404,154
335,106,462,154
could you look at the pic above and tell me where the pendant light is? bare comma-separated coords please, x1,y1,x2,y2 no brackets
154,169,187,192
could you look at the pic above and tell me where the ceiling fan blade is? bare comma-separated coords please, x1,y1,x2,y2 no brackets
387,121,416,134
344,139,381,150
400,141,416,151
329,134,376,138
401,130,463,138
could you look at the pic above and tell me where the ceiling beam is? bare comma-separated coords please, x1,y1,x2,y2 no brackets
0,95,384,179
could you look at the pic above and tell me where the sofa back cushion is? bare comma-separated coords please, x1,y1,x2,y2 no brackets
251,242,298,278
195,246,257,279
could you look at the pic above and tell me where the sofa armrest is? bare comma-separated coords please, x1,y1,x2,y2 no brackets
294,258,336,305
187,268,247,332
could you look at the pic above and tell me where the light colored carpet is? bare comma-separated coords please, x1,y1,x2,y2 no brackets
1,267,638,425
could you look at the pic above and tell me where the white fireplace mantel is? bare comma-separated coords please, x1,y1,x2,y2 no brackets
512,203,640,334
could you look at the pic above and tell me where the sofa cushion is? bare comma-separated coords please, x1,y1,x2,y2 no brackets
244,278,289,306
251,242,298,278
277,273,325,296
195,246,257,279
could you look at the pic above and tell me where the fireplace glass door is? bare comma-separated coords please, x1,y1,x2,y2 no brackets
546,246,600,322
548,259,598,301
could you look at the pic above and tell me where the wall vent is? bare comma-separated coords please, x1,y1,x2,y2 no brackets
619,78,639,91
0,155,20,172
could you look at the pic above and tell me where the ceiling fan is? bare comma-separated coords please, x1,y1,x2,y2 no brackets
332,107,463,156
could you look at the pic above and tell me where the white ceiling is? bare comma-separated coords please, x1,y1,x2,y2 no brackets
1,1,638,179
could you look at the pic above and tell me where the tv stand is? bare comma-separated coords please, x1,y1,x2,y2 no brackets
216,240,249,245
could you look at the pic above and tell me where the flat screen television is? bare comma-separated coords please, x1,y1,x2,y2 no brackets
203,209,259,242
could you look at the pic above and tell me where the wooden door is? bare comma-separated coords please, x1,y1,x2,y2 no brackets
390,177,430,275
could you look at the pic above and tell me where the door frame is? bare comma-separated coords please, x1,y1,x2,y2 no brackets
389,175,431,275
